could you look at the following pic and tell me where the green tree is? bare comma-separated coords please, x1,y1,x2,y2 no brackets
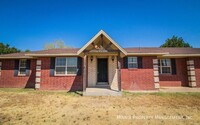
44,40,73,50
0,42,21,54
44,43,55,50
24,49,31,52
160,36,192,48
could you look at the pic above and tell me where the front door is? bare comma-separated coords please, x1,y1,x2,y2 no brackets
97,58,108,83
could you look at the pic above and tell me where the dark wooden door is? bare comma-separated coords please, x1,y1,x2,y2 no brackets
97,59,108,82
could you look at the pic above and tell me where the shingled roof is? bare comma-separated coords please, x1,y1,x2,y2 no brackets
124,47,200,54
30,48,79,54
0,52,33,59
0,47,200,59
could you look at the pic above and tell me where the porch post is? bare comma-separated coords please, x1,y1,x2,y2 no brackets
83,54,87,92
117,51,121,91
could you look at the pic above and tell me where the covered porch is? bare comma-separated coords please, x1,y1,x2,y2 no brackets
77,30,126,95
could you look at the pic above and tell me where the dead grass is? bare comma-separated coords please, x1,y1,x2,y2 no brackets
0,89,200,125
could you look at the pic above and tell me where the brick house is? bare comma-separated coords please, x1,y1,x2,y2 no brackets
0,30,200,91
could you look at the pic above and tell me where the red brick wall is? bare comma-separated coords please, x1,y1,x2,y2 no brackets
0,59,36,88
121,56,156,90
159,58,188,87
193,58,200,87
39,57,83,91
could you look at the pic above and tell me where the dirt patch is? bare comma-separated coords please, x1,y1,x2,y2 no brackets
0,89,200,125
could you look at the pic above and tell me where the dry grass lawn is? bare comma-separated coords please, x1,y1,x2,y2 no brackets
0,89,200,125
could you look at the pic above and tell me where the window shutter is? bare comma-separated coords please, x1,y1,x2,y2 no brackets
123,57,128,68
77,57,82,76
137,57,143,69
26,59,31,76
171,59,176,75
50,57,55,76
14,59,19,76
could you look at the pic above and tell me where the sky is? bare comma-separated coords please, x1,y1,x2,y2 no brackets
0,0,200,51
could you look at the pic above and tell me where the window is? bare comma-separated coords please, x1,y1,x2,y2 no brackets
55,57,77,75
158,59,171,74
128,57,138,68
19,59,27,75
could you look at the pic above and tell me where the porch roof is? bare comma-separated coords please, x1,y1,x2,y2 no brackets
77,30,127,55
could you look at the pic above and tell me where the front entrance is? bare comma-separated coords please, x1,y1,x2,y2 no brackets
97,58,108,84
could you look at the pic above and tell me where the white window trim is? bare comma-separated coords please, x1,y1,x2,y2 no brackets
54,57,77,76
128,57,138,69
159,59,172,74
18,59,27,76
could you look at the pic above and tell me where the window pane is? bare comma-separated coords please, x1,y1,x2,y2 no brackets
67,58,77,67
56,67,66,74
56,58,66,66
161,59,170,66
128,57,137,63
67,67,77,74
20,60,26,67
162,67,171,73
128,63,137,68
19,68,26,74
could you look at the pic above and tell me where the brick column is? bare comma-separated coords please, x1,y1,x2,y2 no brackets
153,59,160,89
88,55,97,87
0,61,2,76
187,60,196,87
109,55,118,91
117,51,121,91
35,60,41,89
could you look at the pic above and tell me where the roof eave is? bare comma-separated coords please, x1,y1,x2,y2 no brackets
160,54,200,57
25,53,78,57
0,56,34,59
127,53,169,56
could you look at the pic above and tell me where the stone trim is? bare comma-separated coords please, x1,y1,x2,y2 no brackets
153,59,160,89
187,60,196,87
35,60,41,89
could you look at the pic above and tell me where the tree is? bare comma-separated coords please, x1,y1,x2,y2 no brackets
24,49,31,52
0,42,21,54
44,40,73,50
160,36,192,48
44,43,55,50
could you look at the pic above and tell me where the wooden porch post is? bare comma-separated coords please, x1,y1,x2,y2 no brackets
83,54,87,92
117,51,121,91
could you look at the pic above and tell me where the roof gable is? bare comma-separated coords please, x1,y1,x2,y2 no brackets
77,30,127,55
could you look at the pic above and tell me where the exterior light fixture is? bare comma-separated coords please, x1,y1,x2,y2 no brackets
90,56,93,62
112,56,115,62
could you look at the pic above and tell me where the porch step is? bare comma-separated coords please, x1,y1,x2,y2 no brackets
93,84,110,88
83,88,121,96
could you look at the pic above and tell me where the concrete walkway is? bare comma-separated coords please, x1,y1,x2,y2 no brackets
160,87,200,92
83,87,122,96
